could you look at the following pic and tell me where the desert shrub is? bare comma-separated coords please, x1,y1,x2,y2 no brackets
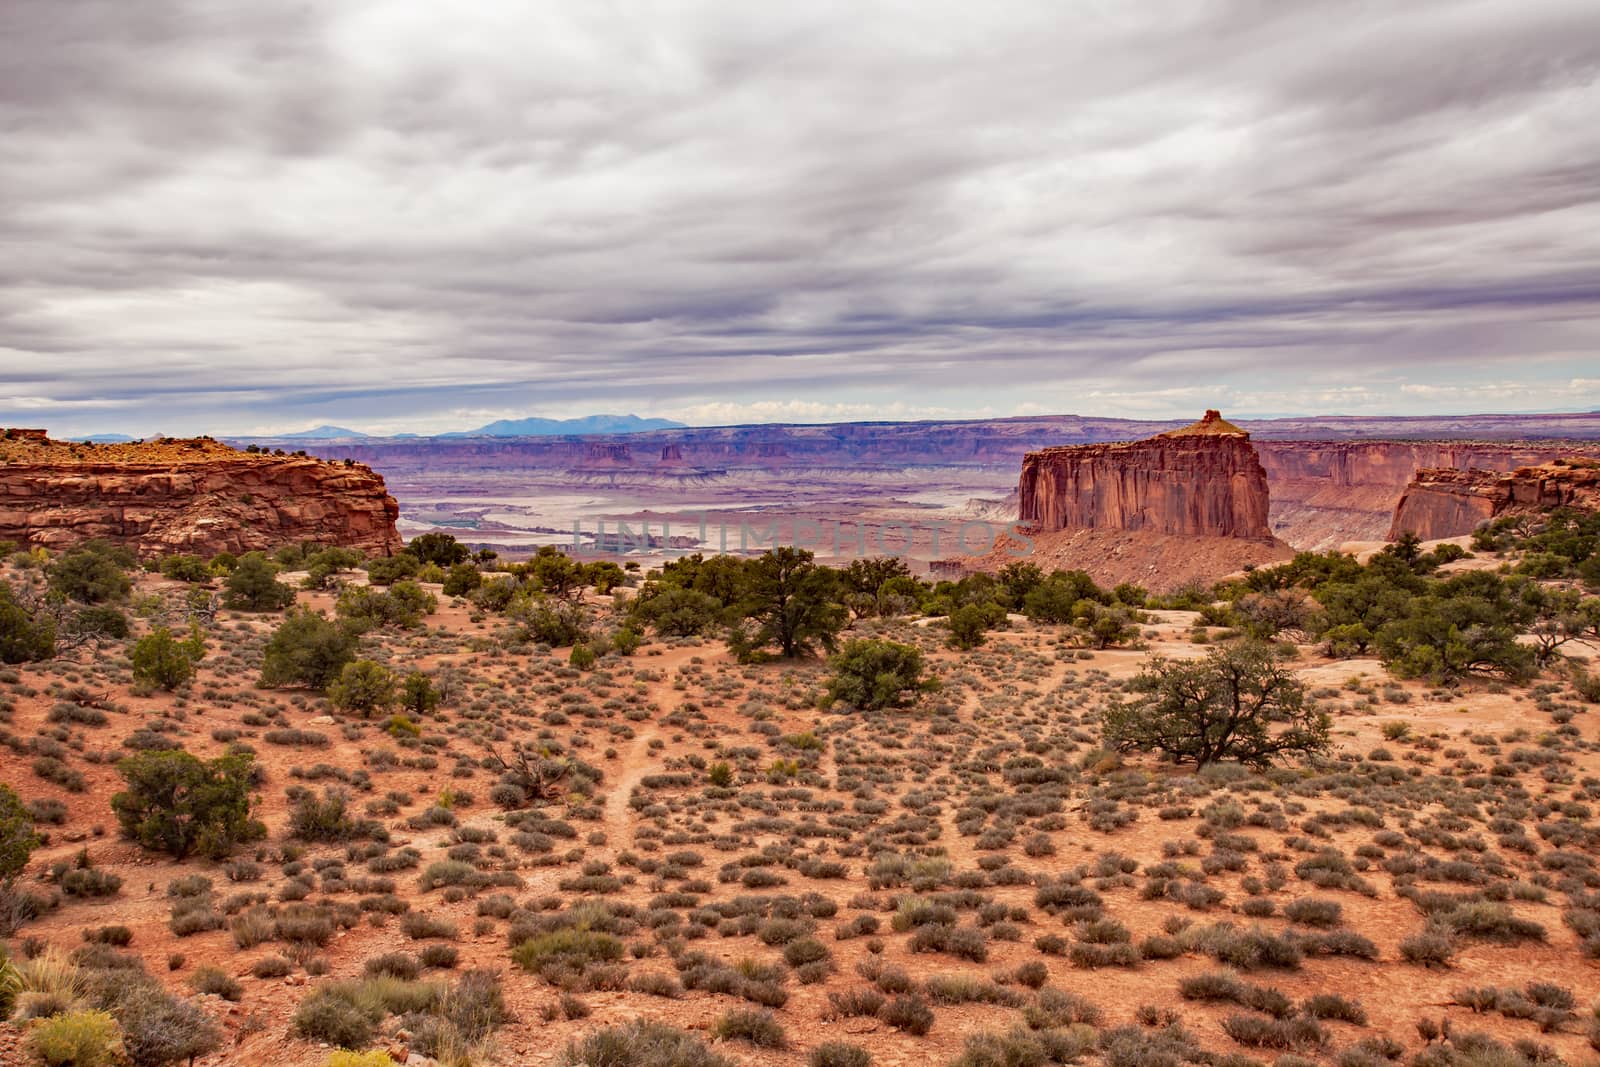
325,1054,398,1067
111,749,264,860
628,972,682,998
189,965,242,1000
559,1020,732,1067
1399,928,1457,968
1283,898,1342,928
251,956,292,978
419,944,458,969
1220,1012,1327,1050
878,992,934,1035
1025,988,1103,1029
291,984,382,1049
363,953,421,981
61,867,123,898
112,981,223,1067
810,1042,872,1067
23,1010,125,1067
1302,993,1367,1024
511,929,624,987
712,1008,787,1048
400,912,457,940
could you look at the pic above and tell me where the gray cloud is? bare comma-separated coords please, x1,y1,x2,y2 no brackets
1,0,1598,435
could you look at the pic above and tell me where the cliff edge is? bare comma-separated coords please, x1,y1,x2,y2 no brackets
1389,460,1600,541
0,430,402,557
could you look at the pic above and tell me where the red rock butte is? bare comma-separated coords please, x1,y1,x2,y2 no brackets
0,428,402,558
1017,410,1275,541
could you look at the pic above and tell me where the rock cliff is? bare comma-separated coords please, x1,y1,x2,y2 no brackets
1389,461,1600,540
1017,411,1274,541
0,430,402,558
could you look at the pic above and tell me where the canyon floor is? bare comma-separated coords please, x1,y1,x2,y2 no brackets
3,564,1599,1067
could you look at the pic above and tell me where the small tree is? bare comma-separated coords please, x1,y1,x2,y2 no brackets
48,541,134,603
947,602,1003,650
735,548,846,659
826,638,935,710
158,554,211,583
327,660,396,716
0,581,55,663
0,783,40,881
1102,641,1330,768
129,624,206,691
110,750,265,860
442,564,482,597
260,609,359,689
399,671,440,717
407,532,470,567
224,552,296,611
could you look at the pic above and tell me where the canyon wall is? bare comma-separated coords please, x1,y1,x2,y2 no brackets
1389,462,1600,540
1254,441,1597,549
236,414,1600,553
0,432,402,558
1016,412,1274,541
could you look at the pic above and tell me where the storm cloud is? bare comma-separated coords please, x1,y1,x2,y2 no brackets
2,0,1599,434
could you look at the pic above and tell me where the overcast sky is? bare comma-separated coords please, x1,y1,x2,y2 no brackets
3,1,1598,437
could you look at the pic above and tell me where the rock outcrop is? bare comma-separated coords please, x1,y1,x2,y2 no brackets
0,430,402,557
1017,411,1274,540
1389,461,1600,540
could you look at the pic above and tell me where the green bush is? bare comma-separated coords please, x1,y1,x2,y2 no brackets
129,625,205,691
1,782,42,880
259,609,358,689
0,582,56,663
223,552,296,611
49,542,134,604
825,638,934,710
111,750,265,860
24,1010,125,1067
327,660,396,716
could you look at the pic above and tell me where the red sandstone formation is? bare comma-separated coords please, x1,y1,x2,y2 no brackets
1017,411,1274,541
1389,461,1600,540
0,430,401,558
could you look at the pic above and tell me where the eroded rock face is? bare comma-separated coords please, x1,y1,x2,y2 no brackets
1389,462,1600,540
1017,411,1274,541
0,432,401,557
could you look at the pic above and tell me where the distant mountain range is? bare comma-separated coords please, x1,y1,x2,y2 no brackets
232,414,687,440
279,425,368,439
439,414,686,437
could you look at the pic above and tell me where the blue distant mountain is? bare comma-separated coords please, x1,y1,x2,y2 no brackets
442,414,686,437
279,425,369,439
82,433,135,443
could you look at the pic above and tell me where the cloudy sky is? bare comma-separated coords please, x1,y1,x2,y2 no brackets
3,1,1599,436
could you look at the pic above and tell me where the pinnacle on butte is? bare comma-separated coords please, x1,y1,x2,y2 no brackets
1017,410,1274,540
1159,408,1248,437
0,428,402,557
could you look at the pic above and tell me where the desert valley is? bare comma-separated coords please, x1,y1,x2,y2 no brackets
6,4,1600,1066
1,412,1599,1067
